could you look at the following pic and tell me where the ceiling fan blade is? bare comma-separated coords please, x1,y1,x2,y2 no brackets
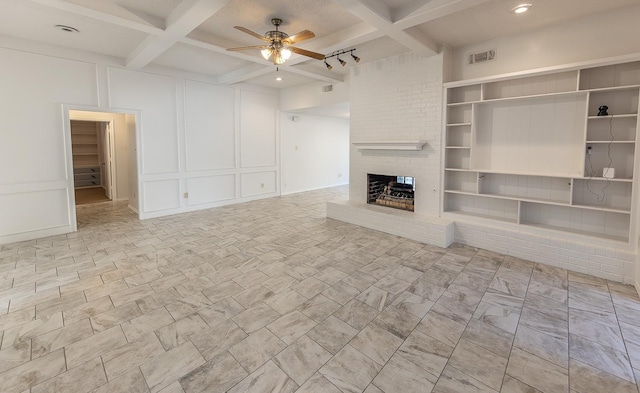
282,30,315,45
289,46,325,60
226,45,269,51
234,26,268,41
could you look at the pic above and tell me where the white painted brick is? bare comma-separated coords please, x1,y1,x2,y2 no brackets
589,254,624,268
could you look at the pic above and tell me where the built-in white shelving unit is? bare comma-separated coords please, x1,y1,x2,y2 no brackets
71,120,102,189
443,60,640,243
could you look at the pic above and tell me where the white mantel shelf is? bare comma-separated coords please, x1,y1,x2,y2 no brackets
352,140,427,151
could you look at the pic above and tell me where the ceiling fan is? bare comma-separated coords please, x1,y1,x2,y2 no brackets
227,18,325,65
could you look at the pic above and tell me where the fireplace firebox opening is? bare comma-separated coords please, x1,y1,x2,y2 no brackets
367,174,415,212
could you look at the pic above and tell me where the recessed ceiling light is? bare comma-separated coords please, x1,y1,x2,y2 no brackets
512,3,532,14
275,76,283,81
55,25,79,33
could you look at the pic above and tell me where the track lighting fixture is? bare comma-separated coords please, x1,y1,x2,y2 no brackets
323,48,361,71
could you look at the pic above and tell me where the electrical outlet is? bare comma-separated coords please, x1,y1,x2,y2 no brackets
587,146,592,155
184,192,189,198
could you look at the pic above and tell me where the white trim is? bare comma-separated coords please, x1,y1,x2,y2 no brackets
352,140,427,151
444,52,640,87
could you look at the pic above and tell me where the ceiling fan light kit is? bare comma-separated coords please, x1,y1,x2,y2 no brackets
227,18,324,65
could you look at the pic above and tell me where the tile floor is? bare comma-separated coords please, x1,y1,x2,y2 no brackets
1,185,640,393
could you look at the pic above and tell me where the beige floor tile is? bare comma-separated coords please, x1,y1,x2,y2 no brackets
31,318,93,359
164,292,213,320
295,373,342,393
448,339,508,391
65,325,127,369
31,356,106,393
191,319,248,361
179,352,247,393
228,328,287,373
320,345,381,393
372,305,420,339
102,333,165,380
397,329,453,377
84,279,129,302
0,340,31,373
1,311,63,349
432,365,498,393
62,295,113,325
462,318,514,358
227,361,298,393
307,315,359,355
416,309,466,347
135,288,182,314
140,341,205,393
0,348,66,393
373,353,438,393
109,284,155,308
91,368,150,393
569,358,638,393
91,302,142,332
0,307,36,332
273,335,332,386
569,334,634,383
1,187,639,393
297,294,341,322
334,299,379,330
156,313,210,350
121,306,175,342
506,347,569,393
267,311,317,344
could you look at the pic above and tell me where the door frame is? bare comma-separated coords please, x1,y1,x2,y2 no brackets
62,105,142,232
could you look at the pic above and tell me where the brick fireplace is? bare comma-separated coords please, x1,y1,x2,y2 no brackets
326,51,454,248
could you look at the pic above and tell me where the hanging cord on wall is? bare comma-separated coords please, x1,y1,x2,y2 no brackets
585,114,614,203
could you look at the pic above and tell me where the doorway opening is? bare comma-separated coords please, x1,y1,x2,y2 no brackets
70,119,112,205
67,110,139,215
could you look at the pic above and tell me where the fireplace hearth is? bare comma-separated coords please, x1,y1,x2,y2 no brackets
367,174,415,212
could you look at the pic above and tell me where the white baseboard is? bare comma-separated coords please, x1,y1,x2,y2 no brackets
0,225,73,246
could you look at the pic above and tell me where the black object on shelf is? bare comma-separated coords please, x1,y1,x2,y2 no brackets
597,105,609,116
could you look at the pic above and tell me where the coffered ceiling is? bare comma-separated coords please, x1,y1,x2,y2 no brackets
0,0,638,88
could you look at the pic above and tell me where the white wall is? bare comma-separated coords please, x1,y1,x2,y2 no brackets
126,114,139,211
0,41,279,244
69,110,129,201
349,52,444,216
280,113,349,195
280,80,349,112
452,5,640,81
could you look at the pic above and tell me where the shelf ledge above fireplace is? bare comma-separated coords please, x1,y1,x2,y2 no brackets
352,140,427,151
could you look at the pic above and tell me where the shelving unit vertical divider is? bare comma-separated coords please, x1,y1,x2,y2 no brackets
469,103,477,169
629,89,640,244
516,200,522,224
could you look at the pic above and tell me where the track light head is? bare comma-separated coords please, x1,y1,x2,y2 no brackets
338,57,346,66
351,52,360,63
324,60,332,70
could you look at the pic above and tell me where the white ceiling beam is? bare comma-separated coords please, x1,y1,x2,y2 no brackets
334,0,438,54
216,63,271,85
392,0,435,22
26,0,163,34
283,65,344,84
126,0,231,69
394,0,492,29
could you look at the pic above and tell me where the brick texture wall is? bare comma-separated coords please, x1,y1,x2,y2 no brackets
349,52,443,216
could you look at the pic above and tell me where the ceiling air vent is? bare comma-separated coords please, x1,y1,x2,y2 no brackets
469,49,496,65
322,85,333,92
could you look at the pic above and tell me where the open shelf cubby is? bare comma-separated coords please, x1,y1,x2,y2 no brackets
443,58,640,243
